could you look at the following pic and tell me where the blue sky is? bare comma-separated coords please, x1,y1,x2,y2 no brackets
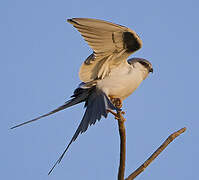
1,0,199,179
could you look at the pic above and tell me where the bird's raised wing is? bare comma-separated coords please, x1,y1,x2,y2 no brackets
67,18,142,82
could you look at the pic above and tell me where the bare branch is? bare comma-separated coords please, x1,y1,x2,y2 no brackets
125,127,187,180
109,97,126,180
117,110,126,180
109,97,186,180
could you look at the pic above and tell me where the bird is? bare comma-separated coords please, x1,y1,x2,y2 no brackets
11,18,153,174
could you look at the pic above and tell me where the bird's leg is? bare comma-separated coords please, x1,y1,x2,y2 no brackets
110,97,123,109
108,97,126,122
109,97,125,115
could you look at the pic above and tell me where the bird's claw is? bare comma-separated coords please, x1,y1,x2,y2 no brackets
107,97,126,122
110,97,123,109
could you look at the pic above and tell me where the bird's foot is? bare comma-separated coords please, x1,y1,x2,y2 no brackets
121,111,125,115
110,97,123,109
108,97,125,122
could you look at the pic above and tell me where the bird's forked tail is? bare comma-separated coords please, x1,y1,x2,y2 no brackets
48,86,117,174
11,85,117,174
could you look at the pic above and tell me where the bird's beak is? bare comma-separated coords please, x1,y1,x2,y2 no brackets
149,68,153,73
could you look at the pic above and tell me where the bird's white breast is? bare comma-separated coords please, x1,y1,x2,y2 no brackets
96,63,145,100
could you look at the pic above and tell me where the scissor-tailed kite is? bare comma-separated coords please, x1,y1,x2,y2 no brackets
11,18,153,174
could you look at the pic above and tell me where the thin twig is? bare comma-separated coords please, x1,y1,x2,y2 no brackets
125,127,186,180
117,110,126,180
109,97,127,180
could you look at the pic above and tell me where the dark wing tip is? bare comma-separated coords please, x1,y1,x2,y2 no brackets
67,18,73,23
123,31,142,53
67,18,79,25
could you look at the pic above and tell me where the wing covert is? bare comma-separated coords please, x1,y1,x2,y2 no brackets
67,18,142,82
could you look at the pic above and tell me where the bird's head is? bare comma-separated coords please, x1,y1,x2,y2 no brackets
128,58,153,79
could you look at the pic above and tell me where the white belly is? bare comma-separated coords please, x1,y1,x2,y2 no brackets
97,65,144,100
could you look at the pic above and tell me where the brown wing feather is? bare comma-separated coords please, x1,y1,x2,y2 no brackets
68,18,142,82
